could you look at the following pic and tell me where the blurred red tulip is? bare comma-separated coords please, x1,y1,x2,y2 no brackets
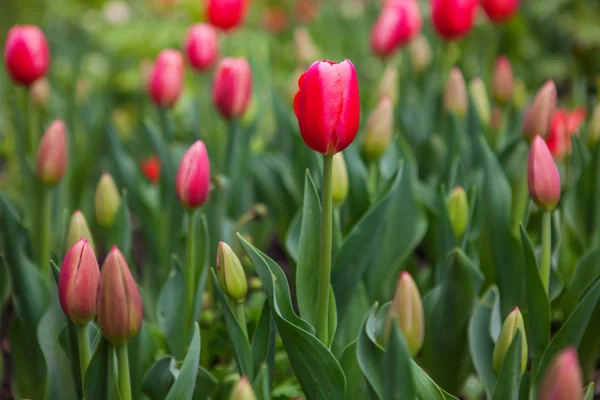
184,23,219,72
36,119,68,186
4,25,50,87
481,0,519,23
294,0,319,24
545,108,586,159
141,156,161,183
523,80,557,141
212,57,253,120
176,140,211,209
431,0,477,40
370,0,422,58
147,49,185,108
294,60,360,155
528,135,561,211
206,0,249,31
538,347,583,400
567,107,586,134
261,7,289,34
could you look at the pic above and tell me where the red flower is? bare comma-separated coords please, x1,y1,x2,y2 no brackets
212,57,253,120
528,135,561,211
140,156,161,184
370,0,422,58
36,119,68,186
294,60,360,155
147,49,185,108
206,0,250,31
4,25,50,87
184,23,219,72
431,0,478,41
481,0,519,23
545,108,587,159
176,141,211,209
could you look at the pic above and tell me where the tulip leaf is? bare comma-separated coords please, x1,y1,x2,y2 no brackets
142,357,175,400
584,383,595,400
382,320,415,400
342,144,371,230
253,363,270,400
519,225,550,368
166,323,201,400
411,363,459,400
284,211,301,263
106,191,132,258
468,287,499,398
193,366,217,400
84,337,121,400
157,258,188,360
251,300,276,388
295,170,322,330
340,340,369,399
492,332,523,400
129,322,158,400
211,269,254,380
239,234,346,400
562,248,600,316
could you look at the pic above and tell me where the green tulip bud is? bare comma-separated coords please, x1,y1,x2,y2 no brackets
378,64,398,104
363,96,394,162
447,186,469,239
409,36,431,74
444,68,467,118
386,272,424,357
95,173,121,228
229,376,256,400
493,307,528,375
469,77,490,126
332,153,349,207
66,210,96,252
217,242,248,303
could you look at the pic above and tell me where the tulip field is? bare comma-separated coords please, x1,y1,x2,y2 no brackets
2,0,600,399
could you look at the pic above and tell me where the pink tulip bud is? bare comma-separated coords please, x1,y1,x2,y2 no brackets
29,77,50,107
36,119,68,186
212,57,253,120
481,0,519,23
229,376,257,400
528,136,561,211
147,49,185,108
176,140,211,209
492,56,514,106
184,23,219,72
97,246,143,345
444,67,467,117
4,25,50,87
523,80,557,141
370,0,422,58
206,0,250,31
538,347,583,400
431,0,478,41
58,239,100,325
294,59,360,155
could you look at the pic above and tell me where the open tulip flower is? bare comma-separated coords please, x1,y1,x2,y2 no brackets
2,5,600,400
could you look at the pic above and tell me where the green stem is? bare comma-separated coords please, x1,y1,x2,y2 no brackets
225,120,240,177
540,211,552,294
158,109,172,142
186,210,197,337
37,187,51,279
24,90,37,156
77,324,91,383
316,154,334,344
369,161,379,199
234,302,248,338
117,345,132,400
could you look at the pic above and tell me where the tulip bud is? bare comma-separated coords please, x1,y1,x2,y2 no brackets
528,136,561,211
140,155,161,184
537,347,583,400
332,153,349,207
95,173,121,228
294,27,319,66
545,111,570,160
147,49,185,108
176,141,211,210
207,0,249,31
522,80,557,141
216,242,248,303
4,25,50,86
431,0,478,41
409,36,432,74
58,239,100,325
492,307,527,374
386,272,424,357
378,64,398,104
363,96,394,162
29,77,50,107
35,119,68,186
184,23,219,72
66,210,96,252
469,78,490,126
447,186,469,239
481,0,519,23
370,0,422,58
588,104,600,147
212,58,253,120
294,59,360,155
444,68,467,118
229,376,256,400
492,56,514,106
97,246,143,345
513,78,527,110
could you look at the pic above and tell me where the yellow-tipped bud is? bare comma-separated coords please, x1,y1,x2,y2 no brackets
447,186,469,239
332,153,349,207
363,96,394,162
386,272,424,357
469,77,490,126
95,173,121,228
66,210,96,252
492,307,528,374
217,242,248,303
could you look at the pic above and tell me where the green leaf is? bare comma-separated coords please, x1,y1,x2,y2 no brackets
211,269,254,379
340,340,369,400
143,357,175,400
252,363,270,400
239,235,346,400
193,367,217,400
357,305,385,398
296,170,322,329
284,212,301,263
562,248,600,316
411,363,459,400
84,337,120,400
106,191,132,258
469,287,499,398
157,259,188,360
584,383,595,400
342,144,371,230
251,300,275,387
492,332,523,400
9,318,46,400
166,323,201,400
129,323,158,400
382,320,415,400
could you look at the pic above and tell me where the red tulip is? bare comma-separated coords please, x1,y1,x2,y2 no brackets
431,0,478,41
370,0,422,58
260,7,289,34
212,57,253,120
538,347,583,400
140,155,161,183
528,135,561,211
294,60,360,155
59,239,100,325
184,23,219,72
4,25,50,86
176,140,211,209
206,0,249,31
36,119,68,186
545,108,587,160
481,0,519,23
566,107,586,134
147,49,185,108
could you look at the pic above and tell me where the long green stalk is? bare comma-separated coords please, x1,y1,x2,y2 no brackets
540,211,552,294
234,302,248,338
117,345,132,400
186,210,197,336
37,187,51,279
77,324,91,383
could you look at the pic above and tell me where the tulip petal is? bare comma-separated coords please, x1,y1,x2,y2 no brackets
333,60,360,153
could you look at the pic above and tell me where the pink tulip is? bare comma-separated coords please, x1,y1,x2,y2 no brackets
184,23,219,72
370,0,422,58
523,80,557,141
528,136,561,211
176,140,211,209
294,60,360,155
212,57,253,120
4,25,50,86
481,0,519,23
431,0,478,41
36,119,68,186
538,348,583,400
207,0,250,31
492,56,514,106
147,49,185,108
